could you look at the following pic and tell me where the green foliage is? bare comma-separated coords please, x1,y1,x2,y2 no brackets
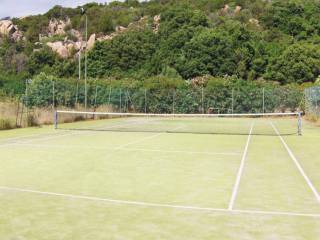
28,48,76,77
265,43,320,84
2,0,320,103
0,72,27,96
260,0,320,40
87,29,157,77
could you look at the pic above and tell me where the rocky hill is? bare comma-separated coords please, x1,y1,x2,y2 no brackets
0,13,160,59
1,0,320,88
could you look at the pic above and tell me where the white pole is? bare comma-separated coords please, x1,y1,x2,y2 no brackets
76,50,81,106
84,15,88,111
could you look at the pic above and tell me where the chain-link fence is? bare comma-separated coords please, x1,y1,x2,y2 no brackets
305,86,320,118
24,80,303,114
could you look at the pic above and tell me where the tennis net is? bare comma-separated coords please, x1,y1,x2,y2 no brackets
54,111,302,136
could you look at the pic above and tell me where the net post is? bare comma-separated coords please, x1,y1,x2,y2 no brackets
298,112,302,136
54,110,58,129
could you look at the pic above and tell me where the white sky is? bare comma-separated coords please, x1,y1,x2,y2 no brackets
0,0,115,18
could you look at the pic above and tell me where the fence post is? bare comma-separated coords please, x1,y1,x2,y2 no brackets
52,80,55,110
119,88,122,113
172,89,175,114
262,87,265,114
232,88,234,115
94,84,98,108
108,87,112,106
201,86,204,114
144,89,147,114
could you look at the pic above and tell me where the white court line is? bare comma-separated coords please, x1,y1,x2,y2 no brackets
12,143,241,156
270,122,320,203
228,122,254,210
0,186,319,218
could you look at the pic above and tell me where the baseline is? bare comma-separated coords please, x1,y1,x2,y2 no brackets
0,185,318,218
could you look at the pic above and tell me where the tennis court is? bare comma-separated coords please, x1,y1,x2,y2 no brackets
0,113,319,239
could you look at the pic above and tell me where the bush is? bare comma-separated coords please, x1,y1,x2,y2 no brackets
0,118,15,130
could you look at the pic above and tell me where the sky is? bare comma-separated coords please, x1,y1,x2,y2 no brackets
0,0,115,19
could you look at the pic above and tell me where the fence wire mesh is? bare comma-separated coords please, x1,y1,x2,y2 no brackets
23,79,304,114
305,86,320,117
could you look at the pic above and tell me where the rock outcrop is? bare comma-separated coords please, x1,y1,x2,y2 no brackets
220,5,242,16
48,18,71,36
86,34,96,51
249,18,260,26
46,33,96,59
153,15,161,33
0,20,24,41
45,15,156,58
97,16,151,42
234,6,242,14
46,41,70,58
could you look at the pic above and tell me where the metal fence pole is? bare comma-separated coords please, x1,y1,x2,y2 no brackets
232,88,234,114
119,88,122,113
172,90,175,114
94,83,98,108
262,87,265,114
144,89,147,114
201,86,204,114
108,87,112,106
25,79,29,124
52,80,55,110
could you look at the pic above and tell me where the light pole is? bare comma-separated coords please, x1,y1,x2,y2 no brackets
81,7,88,111
76,50,81,106
85,14,88,111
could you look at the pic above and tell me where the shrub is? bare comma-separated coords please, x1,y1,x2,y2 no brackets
0,118,15,130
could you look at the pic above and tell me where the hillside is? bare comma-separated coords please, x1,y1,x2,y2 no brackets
1,0,320,96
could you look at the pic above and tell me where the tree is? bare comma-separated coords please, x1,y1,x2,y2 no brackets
87,29,157,77
265,43,320,84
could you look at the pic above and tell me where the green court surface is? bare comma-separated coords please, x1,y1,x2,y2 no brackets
0,117,319,239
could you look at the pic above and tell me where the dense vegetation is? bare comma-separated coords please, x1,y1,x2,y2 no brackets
1,0,320,112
